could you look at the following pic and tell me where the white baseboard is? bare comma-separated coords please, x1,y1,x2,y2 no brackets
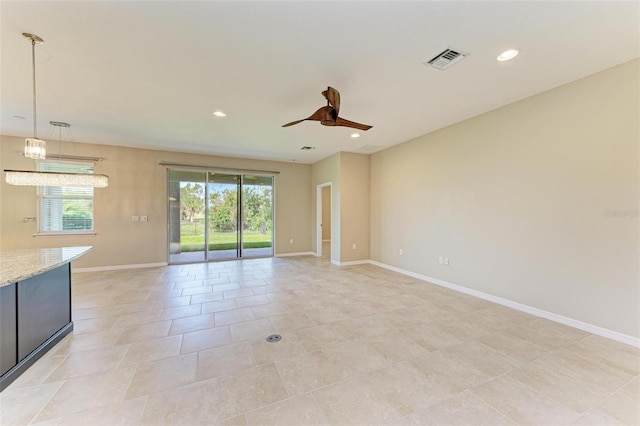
368,260,640,348
334,259,371,266
73,262,168,273
275,252,315,258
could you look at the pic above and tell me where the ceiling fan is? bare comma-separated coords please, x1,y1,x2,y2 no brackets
282,86,372,131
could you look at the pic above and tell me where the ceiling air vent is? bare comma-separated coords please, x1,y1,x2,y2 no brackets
300,146,315,150
425,47,469,70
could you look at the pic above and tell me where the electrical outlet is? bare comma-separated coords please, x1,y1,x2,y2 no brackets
131,216,139,222
352,243,357,250
140,216,148,222
444,257,449,265
439,256,444,265
289,238,294,244
399,249,403,256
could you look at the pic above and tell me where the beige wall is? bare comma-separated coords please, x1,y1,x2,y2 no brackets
371,59,640,338
322,186,331,241
0,137,312,268
339,152,370,263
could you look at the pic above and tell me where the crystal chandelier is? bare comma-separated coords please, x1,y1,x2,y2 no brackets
23,33,47,159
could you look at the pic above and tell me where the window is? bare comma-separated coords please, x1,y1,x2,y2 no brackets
37,161,95,234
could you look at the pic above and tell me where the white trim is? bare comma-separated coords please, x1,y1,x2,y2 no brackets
275,252,315,258
334,259,371,266
331,259,341,266
73,262,168,273
368,260,640,348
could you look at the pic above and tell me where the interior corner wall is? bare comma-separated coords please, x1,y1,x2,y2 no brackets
0,137,312,268
311,153,340,262
340,152,370,263
370,59,640,338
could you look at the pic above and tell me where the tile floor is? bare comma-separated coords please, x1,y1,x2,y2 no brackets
1,255,639,425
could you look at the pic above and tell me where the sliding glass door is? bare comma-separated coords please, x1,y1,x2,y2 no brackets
168,169,273,263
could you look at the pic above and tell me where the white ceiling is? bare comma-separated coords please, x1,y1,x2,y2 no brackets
1,1,638,164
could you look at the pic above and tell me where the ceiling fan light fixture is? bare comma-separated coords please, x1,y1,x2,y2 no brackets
497,49,519,62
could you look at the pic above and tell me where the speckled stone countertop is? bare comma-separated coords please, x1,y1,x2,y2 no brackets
0,246,92,287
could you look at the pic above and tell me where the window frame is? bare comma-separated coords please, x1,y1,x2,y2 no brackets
35,160,97,237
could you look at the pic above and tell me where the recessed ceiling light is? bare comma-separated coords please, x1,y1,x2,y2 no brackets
213,111,226,117
351,133,360,138
497,49,519,62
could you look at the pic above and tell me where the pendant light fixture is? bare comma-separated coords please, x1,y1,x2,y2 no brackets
23,33,46,159
5,121,109,188
4,33,108,188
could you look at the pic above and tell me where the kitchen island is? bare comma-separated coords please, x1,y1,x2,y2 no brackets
0,246,92,391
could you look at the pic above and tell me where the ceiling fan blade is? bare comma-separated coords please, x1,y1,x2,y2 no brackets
334,117,372,131
322,87,340,116
282,106,336,128
282,119,306,127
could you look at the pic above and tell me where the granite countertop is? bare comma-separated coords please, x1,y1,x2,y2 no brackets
0,246,92,288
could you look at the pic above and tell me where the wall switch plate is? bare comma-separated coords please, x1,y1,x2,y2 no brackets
132,216,139,222
352,243,357,250
140,216,148,222
439,256,444,264
444,257,449,265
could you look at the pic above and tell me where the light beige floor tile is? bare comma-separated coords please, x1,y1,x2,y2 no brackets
73,316,119,334
235,294,271,308
197,342,256,380
250,303,289,319
250,333,307,365
444,341,522,377
564,334,640,375
182,285,214,296
312,374,404,425
477,329,550,363
216,415,247,426
125,353,198,399
181,326,232,354
293,321,360,352
368,331,432,363
592,378,640,425
570,409,626,426
190,291,225,304
119,334,183,367
50,328,122,355
224,288,256,299
503,318,590,351
203,299,238,314
245,393,329,426
115,320,172,345
169,313,216,335
46,344,129,382
425,391,516,425
409,350,492,394
230,318,276,342
160,303,202,320
471,375,581,425
268,312,316,332
218,364,289,419
391,411,438,426
33,367,136,423
215,307,256,326
5,352,68,389
141,378,220,425
276,341,388,396
0,381,63,425
53,396,147,426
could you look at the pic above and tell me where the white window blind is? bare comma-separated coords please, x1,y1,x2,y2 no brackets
37,161,95,234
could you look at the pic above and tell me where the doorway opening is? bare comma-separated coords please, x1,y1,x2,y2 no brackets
316,182,332,260
168,169,274,263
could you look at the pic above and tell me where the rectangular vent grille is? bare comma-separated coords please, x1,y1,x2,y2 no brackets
426,48,469,70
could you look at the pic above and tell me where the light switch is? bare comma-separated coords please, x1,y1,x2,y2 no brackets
140,216,148,222
132,216,139,222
